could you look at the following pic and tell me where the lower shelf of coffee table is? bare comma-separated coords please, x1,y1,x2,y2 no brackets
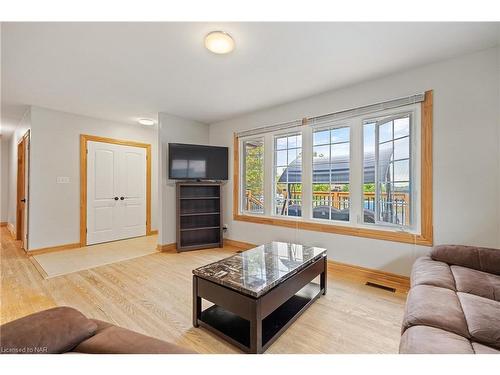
199,282,321,350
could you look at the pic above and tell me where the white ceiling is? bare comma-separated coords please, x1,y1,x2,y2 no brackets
1,22,499,136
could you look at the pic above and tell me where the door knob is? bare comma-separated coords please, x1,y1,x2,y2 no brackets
114,197,119,201
120,197,125,200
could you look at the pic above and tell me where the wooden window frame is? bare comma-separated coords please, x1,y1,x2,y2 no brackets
233,90,433,246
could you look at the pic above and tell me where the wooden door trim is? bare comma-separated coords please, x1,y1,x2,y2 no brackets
16,130,30,245
16,140,25,241
80,134,152,247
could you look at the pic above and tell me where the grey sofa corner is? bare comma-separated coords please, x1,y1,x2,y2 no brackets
400,244,500,354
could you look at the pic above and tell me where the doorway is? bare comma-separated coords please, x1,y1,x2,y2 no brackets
80,134,152,247
16,130,30,250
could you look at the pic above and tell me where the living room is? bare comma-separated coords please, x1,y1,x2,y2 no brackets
1,1,499,373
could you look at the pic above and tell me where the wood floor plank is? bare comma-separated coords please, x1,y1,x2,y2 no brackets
0,228,406,353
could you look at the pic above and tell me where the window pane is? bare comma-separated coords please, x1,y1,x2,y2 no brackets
363,122,376,152
312,125,350,222
363,183,376,223
287,187,302,217
275,183,287,215
378,141,392,182
375,114,412,227
275,166,287,183
379,121,393,143
288,135,302,149
394,117,410,138
312,163,331,183
243,139,264,214
274,133,302,217
313,129,330,146
313,145,330,163
394,137,409,160
287,148,299,164
393,159,409,182
331,127,349,144
377,183,410,226
276,137,287,150
331,142,349,160
394,182,410,226
276,150,287,166
394,181,410,192
363,122,376,223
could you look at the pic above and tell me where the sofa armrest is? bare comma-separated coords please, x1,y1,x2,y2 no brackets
0,307,97,354
431,245,500,275
73,320,195,354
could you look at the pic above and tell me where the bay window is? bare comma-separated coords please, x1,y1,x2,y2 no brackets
235,91,433,245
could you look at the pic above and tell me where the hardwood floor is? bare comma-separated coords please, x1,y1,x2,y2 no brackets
0,228,407,353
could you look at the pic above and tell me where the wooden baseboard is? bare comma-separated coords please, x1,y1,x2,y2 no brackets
28,243,81,257
0,222,7,227
157,243,177,253
223,238,256,250
7,223,16,238
328,260,410,295
148,230,158,236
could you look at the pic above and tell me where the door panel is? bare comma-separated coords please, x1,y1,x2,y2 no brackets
124,151,143,198
119,148,146,238
87,142,120,244
87,141,147,245
94,150,115,199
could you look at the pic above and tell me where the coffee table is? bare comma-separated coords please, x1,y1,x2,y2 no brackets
192,242,327,353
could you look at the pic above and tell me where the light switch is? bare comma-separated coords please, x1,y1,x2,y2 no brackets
56,177,70,184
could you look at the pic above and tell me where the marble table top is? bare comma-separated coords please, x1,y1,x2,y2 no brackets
193,242,327,298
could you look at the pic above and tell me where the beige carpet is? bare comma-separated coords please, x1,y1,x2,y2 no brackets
31,235,158,278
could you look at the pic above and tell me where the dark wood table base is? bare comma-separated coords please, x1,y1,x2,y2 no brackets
193,255,327,354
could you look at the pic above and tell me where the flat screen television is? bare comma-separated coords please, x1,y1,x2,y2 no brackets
168,143,228,180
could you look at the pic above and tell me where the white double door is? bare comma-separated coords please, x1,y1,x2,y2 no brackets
87,141,147,245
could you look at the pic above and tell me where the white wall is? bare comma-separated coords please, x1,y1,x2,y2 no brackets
27,106,158,250
498,44,500,246
209,47,500,276
0,136,9,222
158,113,209,245
6,108,31,231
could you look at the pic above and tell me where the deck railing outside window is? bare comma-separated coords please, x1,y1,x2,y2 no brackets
245,190,409,225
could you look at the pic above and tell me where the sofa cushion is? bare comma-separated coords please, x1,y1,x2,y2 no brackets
399,325,473,354
411,256,456,290
458,292,500,349
73,320,195,354
402,285,469,338
472,342,500,354
431,245,500,275
451,266,500,302
0,307,97,354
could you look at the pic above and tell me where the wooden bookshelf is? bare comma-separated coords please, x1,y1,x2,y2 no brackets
176,182,223,251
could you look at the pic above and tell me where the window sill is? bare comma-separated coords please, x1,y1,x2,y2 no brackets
233,213,432,246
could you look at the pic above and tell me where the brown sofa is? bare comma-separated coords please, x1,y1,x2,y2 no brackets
400,245,500,354
0,307,195,354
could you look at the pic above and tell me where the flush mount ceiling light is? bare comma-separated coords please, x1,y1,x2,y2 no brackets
204,31,235,54
138,118,155,126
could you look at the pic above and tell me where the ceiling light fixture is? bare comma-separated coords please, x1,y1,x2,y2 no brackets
138,118,155,126
204,31,235,54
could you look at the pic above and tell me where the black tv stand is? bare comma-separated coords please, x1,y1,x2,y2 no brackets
176,181,223,252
